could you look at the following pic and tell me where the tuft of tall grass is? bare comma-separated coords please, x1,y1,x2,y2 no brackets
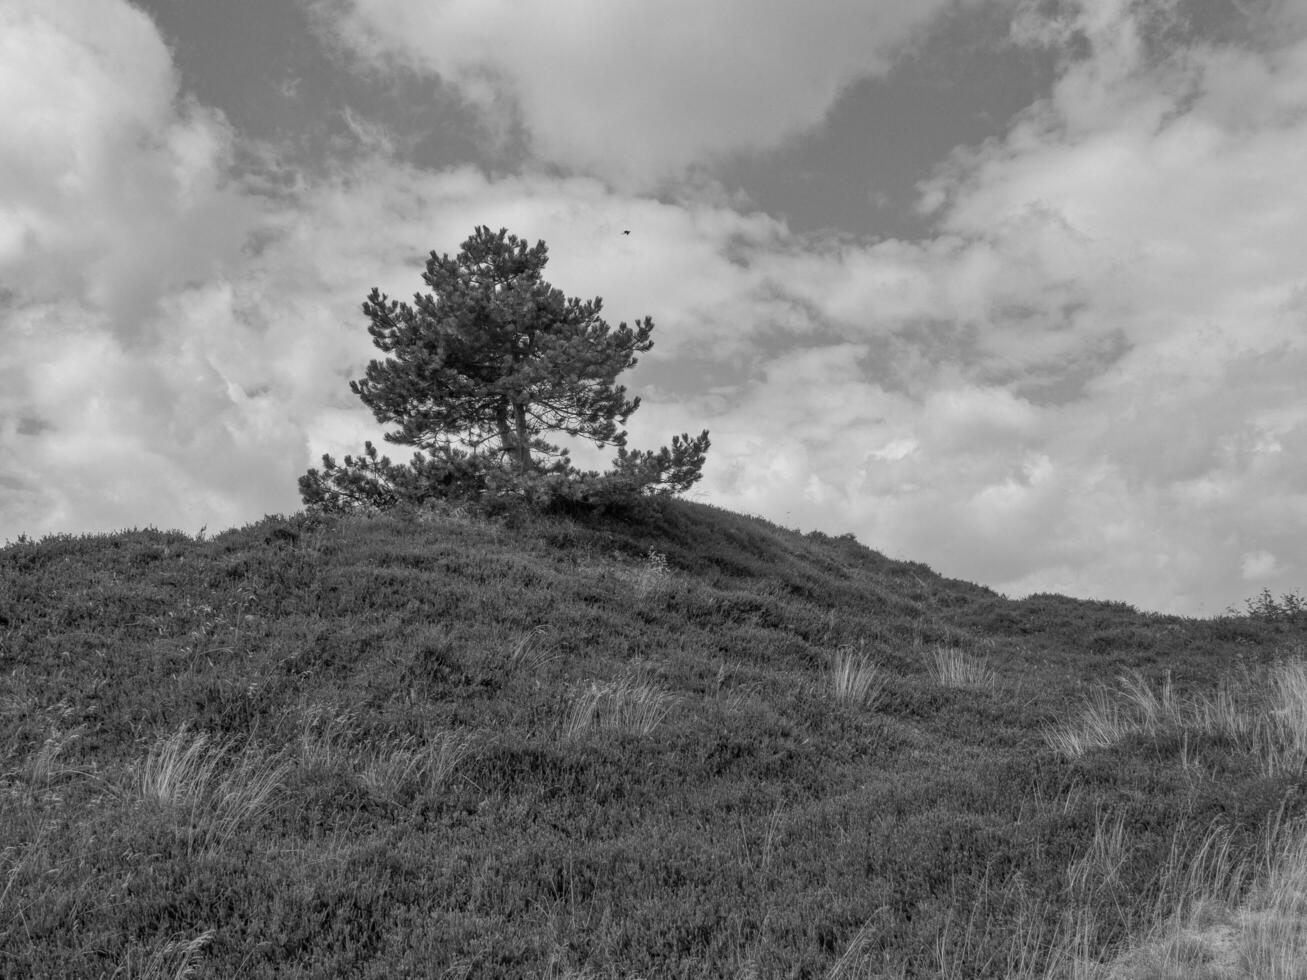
711,661,763,713
18,725,90,805
297,707,474,802
1042,685,1134,759
137,726,291,853
1044,659,1307,776
735,802,785,875
506,624,559,675
112,929,215,980
963,691,1307,980
1267,659,1307,763
357,731,475,801
829,909,913,979
562,675,674,738
936,809,1259,979
631,548,671,600
825,646,884,707
1047,816,1307,980
928,646,999,691
1234,820,1307,979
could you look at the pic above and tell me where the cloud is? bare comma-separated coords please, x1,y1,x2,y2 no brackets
0,0,287,537
0,0,255,327
688,0,1307,613
309,0,962,188
1242,550,1280,581
0,48,809,544
5,0,1305,620
2,292,310,538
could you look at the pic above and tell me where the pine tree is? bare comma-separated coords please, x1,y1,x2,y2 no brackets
300,226,709,512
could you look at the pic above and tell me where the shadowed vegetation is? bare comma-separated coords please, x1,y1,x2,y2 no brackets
1,498,1304,977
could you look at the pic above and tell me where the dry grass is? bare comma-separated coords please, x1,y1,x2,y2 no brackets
137,726,291,854
506,624,559,675
1234,822,1307,979
930,809,1255,980
1051,816,1307,980
298,707,474,801
955,656,1307,979
17,725,90,805
1044,659,1307,776
827,916,894,979
711,662,762,713
736,802,785,875
929,646,999,691
1042,684,1136,759
631,548,671,600
112,929,215,980
562,675,675,738
356,731,475,800
825,646,884,707
829,910,918,980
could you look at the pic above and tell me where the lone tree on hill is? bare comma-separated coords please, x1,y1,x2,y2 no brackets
300,226,710,512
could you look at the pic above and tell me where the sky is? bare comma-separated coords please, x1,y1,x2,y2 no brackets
2,0,1305,616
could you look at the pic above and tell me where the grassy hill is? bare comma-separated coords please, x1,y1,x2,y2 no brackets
2,498,1305,978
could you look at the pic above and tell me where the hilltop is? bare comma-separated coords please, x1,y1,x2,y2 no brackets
2,498,1304,978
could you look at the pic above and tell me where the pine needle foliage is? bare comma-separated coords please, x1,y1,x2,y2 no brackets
300,226,709,512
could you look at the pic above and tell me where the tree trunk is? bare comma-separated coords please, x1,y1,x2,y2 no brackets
495,399,514,465
513,400,530,472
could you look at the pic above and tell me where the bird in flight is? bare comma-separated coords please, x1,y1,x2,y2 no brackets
622,230,630,235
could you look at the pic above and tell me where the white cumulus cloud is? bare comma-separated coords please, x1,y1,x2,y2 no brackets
681,0,1307,613
5,0,1306,620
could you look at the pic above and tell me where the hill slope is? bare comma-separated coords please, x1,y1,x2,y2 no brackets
2,499,1304,978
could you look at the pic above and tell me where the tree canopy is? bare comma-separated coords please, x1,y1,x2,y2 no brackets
300,226,709,512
